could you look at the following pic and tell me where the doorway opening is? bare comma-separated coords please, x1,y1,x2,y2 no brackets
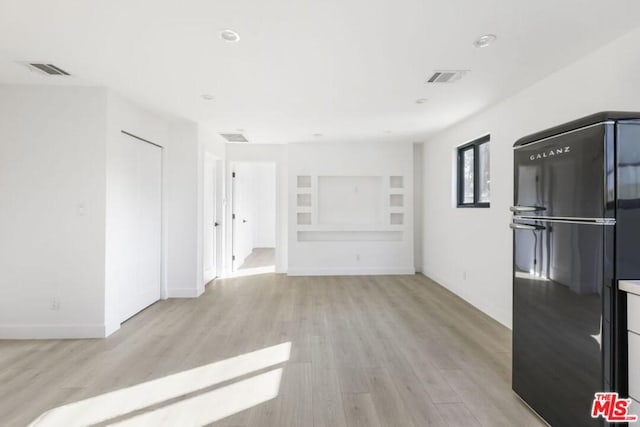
203,154,223,285
230,162,277,275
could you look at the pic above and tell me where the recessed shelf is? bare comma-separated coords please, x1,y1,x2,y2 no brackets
297,175,311,188
390,213,404,225
298,230,402,242
297,212,312,225
390,194,404,207
390,176,403,189
297,193,312,207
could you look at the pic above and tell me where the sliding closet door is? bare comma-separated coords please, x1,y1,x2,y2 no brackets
115,133,162,322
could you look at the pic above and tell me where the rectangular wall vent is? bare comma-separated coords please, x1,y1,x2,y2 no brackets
26,63,71,76
220,133,248,142
426,70,468,84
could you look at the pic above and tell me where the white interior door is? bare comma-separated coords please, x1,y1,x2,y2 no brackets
118,134,162,322
231,164,255,270
203,155,217,283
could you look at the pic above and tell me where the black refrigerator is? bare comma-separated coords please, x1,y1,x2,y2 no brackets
511,111,640,426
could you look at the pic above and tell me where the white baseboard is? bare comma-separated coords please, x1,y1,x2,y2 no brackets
287,267,415,276
0,323,107,339
166,287,205,298
104,321,121,338
203,267,216,285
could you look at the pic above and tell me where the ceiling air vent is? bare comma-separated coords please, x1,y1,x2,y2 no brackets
426,70,467,84
220,133,248,143
25,63,71,76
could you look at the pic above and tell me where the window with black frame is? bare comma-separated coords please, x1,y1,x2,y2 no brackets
457,135,490,208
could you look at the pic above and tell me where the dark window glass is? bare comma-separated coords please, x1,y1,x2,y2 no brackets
457,135,490,208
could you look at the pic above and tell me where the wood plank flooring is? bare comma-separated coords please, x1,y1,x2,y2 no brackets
0,274,544,427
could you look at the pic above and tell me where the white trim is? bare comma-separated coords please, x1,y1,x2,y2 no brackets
166,287,205,298
0,324,108,339
287,267,415,276
104,321,121,337
203,267,217,285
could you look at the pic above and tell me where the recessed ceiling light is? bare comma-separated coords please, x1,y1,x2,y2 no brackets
415,98,428,104
201,94,214,100
220,29,240,43
473,34,497,48
313,133,323,137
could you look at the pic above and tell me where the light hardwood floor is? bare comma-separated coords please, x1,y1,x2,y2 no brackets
0,274,544,427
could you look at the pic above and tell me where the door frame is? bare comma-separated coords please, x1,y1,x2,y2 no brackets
203,153,219,284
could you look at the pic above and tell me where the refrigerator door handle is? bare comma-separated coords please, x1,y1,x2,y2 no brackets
509,222,546,231
510,205,546,213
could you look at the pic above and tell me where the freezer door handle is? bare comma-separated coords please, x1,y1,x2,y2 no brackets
509,222,546,231
510,205,546,213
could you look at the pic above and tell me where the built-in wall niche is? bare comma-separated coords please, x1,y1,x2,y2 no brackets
297,193,312,207
297,212,312,225
297,175,311,188
390,194,404,207
390,213,404,225
298,230,403,242
317,176,383,226
390,176,404,189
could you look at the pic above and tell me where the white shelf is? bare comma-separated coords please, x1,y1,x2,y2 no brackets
390,176,404,189
297,212,312,225
390,194,404,207
297,175,311,188
390,213,404,225
297,193,312,207
298,230,403,242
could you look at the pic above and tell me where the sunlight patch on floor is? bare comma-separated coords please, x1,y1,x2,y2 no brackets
226,265,276,278
113,368,283,426
515,271,550,282
30,342,291,427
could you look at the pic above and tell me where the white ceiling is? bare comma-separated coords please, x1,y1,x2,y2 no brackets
1,0,639,144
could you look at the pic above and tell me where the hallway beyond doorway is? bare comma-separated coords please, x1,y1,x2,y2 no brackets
238,248,275,270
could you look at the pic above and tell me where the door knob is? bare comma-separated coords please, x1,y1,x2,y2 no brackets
214,222,219,227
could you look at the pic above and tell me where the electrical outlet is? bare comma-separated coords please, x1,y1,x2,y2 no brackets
50,298,61,311
356,254,361,261
462,271,467,280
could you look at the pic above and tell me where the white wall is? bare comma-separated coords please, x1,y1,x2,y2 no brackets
0,85,108,338
288,142,414,275
166,123,226,297
422,27,640,328
0,84,225,338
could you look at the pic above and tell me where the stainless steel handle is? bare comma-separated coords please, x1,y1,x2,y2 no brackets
510,205,546,213
510,223,545,231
